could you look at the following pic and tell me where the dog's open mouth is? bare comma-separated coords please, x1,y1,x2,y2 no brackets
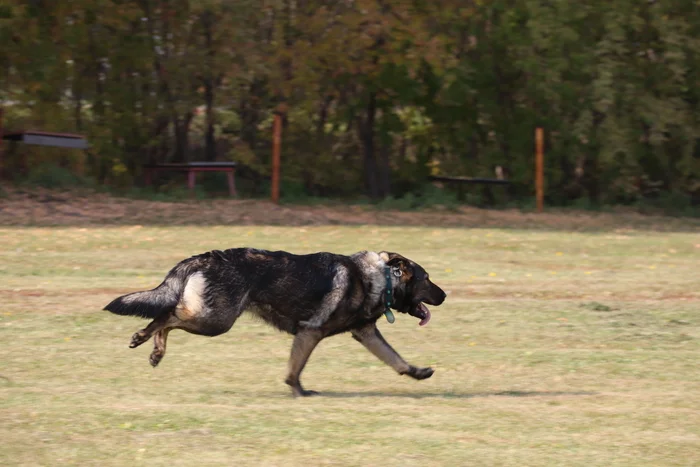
407,302,431,326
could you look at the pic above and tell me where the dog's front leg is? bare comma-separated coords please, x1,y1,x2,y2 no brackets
351,323,434,380
285,328,324,397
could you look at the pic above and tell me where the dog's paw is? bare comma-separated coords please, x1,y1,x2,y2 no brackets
286,378,320,397
404,366,434,380
149,350,164,368
290,387,320,398
130,331,149,349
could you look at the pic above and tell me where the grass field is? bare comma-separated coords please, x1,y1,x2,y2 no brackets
1,224,699,466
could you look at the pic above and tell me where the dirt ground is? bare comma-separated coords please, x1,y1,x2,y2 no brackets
1,187,699,231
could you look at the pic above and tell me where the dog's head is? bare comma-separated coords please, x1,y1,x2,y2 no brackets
380,252,446,326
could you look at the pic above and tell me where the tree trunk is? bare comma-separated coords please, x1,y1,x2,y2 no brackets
172,112,193,163
377,113,391,198
204,78,216,161
73,66,83,133
585,111,605,205
202,10,216,161
88,27,105,121
359,91,379,200
239,79,265,157
316,95,332,139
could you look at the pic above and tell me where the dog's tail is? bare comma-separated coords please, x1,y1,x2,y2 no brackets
104,266,190,319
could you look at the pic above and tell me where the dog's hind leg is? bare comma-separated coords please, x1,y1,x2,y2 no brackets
129,312,172,349
143,313,181,367
146,304,243,367
285,329,324,397
351,323,434,380
149,327,172,368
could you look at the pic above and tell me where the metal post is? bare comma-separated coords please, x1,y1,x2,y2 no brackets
535,127,544,213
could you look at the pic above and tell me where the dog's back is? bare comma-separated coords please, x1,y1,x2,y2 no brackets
202,248,362,333
104,248,361,333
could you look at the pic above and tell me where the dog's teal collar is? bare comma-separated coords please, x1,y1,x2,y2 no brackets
384,266,396,324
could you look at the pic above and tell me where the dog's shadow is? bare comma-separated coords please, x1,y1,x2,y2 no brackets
317,390,597,399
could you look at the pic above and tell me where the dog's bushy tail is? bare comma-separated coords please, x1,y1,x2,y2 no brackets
105,268,188,319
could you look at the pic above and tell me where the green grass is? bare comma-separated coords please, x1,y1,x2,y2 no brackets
1,225,699,466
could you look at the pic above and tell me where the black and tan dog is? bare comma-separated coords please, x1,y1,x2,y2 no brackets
105,248,446,396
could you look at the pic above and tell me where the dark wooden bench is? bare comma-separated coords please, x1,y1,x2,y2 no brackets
2,130,89,149
1,130,90,177
144,162,238,197
429,175,510,201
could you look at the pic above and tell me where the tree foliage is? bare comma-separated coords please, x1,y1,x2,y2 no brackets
2,0,699,204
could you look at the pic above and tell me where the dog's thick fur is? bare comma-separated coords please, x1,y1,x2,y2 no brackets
105,248,446,396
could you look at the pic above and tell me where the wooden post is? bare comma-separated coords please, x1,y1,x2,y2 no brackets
187,169,196,194
535,127,544,213
271,105,284,204
226,169,237,198
0,107,4,179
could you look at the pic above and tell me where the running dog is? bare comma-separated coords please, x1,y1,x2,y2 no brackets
105,248,446,396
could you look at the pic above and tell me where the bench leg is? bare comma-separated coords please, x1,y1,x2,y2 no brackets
187,170,196,195
226,170,238,198
457,184,465,202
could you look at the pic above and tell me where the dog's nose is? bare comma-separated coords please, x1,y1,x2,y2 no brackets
433,290,446,305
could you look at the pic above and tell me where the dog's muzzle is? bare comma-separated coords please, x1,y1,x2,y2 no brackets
405,286,446,326
407,302,432,326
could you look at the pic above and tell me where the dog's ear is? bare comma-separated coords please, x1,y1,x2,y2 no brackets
381,252,413,281
379,251,403,263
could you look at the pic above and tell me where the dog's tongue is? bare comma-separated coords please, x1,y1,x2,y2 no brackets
418,303,431,326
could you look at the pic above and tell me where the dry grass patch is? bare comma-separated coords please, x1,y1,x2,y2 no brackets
1,225,699,466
